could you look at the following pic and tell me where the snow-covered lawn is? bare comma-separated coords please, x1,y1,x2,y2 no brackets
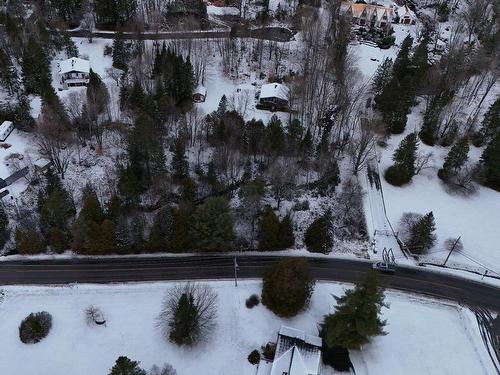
377,103,500,275
0,281,495,375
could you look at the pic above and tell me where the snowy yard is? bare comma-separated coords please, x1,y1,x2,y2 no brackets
0,281,495,375
377,101,500,275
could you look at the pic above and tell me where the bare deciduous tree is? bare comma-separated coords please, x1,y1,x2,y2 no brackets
157,283,217,346
398,212,423,243
36,107,74,179
149,364,177,375
85,305,106,326
415,152,434,176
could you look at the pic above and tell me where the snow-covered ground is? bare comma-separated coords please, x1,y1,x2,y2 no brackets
376,101,500,276
0,281,495,375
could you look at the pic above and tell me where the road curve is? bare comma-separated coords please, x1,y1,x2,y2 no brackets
0,256,498,311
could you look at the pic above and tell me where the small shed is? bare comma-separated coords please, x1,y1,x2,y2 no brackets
193,85,207,103
0,121,14,142
258,83,289,110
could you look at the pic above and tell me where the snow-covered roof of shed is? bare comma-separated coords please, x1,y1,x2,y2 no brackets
58,57,90,74
194,85,207,96
260,83,289,101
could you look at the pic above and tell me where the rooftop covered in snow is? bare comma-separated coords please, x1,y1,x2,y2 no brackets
58,57,91,75
259,83,289,101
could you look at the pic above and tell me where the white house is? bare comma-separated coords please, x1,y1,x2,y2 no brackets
0,121,14,142
258,83,290,110
341,1,416,30
257,326,323,375
193,85,207,103
58,57,91,89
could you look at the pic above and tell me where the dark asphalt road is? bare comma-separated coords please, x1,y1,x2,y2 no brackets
67,27,295,42
0,256,499,311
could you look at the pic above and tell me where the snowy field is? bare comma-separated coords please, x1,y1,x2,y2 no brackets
377,101,500,275
0,281,495,375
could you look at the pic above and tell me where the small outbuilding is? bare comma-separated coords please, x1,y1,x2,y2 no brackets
258,83,289,111
0,121,14,142
58,57,91,89
193,85,207,103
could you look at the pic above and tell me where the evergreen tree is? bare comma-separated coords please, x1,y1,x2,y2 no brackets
171,137,189,180
408,211,437,254
258,206,281,250
189,197,234,251
13,95,36,131
79,185,104,223
0,47,20,95
108,356,146,375
478,97,500,144
375,36,415,134
216,95,227,120
322,271,387,349
147,206,173,251
169,293,198,345
392,35,413,81
419,90,454,146
15,223,46,255
0,204,9,249
266,115,285,155
286,118,303,151
63,32,79,58
278,213,294,248
438,137,469,181
304,215,332,254
112,32,130,71
372,58,393,94
481,132,500,191
37,170,75,252
96,0,138,26
52,0,82,25
21,37,51,95
384,133,418,186
261,258,315,317
169,207,192,251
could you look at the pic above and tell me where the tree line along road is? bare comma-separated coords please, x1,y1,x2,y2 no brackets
0,255,499,311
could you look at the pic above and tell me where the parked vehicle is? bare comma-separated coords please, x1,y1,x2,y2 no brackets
372,261,396,274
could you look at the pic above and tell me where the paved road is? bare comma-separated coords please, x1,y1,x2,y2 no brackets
67,27,295,42
0,256,499,311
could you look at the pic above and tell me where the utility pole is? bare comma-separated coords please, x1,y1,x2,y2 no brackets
443,236,461,266
234,257,239,287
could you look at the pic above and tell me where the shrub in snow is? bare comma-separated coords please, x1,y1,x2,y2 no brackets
261,258,315,317
248,349,261,365
108,356,146,375
19,311,52,344
157,283,217,346
304,216,332,254
149,363,177,375
245,294,260,309
321,343,353,372
85,305,106,326
258,206,295,251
